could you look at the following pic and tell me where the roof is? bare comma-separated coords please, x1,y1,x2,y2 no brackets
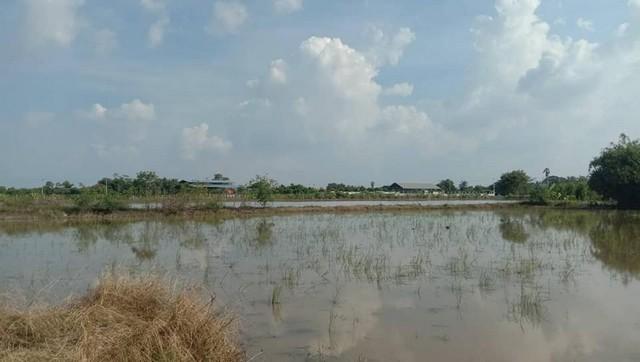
392,182,440,190
182,179,236,189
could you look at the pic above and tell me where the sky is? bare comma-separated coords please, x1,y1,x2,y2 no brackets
1,0,640,187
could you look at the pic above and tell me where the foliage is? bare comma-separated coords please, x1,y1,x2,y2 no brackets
589,134,640,208
248,175,277,207
71,193,127,213
495,170,531,196
40,181,80,195
276,183,318,195
437,179,457,194
472,185,492,194
326,183,367,192
458,181,470,193
97,171,187,196
529,177,598,204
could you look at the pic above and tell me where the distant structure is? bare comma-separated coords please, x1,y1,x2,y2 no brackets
180,173,236,195
387,182,441,194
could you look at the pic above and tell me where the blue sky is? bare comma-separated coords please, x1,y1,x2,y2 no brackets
1,0,639,187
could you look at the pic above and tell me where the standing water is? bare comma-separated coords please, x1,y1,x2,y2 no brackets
1,209,640,361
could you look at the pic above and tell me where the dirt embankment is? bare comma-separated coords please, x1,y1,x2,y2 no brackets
0,202,530,224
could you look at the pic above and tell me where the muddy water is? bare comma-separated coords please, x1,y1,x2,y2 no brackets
1,209,640,361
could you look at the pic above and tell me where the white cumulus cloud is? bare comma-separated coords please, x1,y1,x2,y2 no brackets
91,103,107,119
242,33,452,158
269,59,287,84
181,123,232,160
471,0,557,87
366,27,416,67
119,99,156,122
301,36,381,103
424,0,640,178
80,99,156,122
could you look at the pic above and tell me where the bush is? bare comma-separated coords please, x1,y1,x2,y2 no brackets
94,195,127,213
71,193,127,213
528,186,550,205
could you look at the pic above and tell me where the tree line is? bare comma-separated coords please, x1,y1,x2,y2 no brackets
0,172,189,197
492,134,640,207
1,134,640,207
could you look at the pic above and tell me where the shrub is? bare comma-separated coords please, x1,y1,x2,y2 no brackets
71,193,127,213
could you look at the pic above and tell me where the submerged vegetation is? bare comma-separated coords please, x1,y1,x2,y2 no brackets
0,274,242,362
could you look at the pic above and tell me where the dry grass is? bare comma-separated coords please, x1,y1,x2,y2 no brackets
0,275,243,362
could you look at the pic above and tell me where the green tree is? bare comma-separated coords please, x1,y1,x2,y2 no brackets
437,179,456,194
472,185,490,194
326,183,366,192
249,175,277,207
589,134,640,208
495,170,531,196
43,181,55,195
458,181,469,193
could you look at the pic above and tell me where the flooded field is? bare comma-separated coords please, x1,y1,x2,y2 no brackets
1,209,640,361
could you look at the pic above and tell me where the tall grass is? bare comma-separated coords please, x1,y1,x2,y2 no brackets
0,193,70,213
0,274,243,361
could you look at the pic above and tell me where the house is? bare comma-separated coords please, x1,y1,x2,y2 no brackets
180,173,235,191
387,182,441,194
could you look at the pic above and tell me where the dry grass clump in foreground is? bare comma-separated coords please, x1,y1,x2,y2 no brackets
0,275,244,362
